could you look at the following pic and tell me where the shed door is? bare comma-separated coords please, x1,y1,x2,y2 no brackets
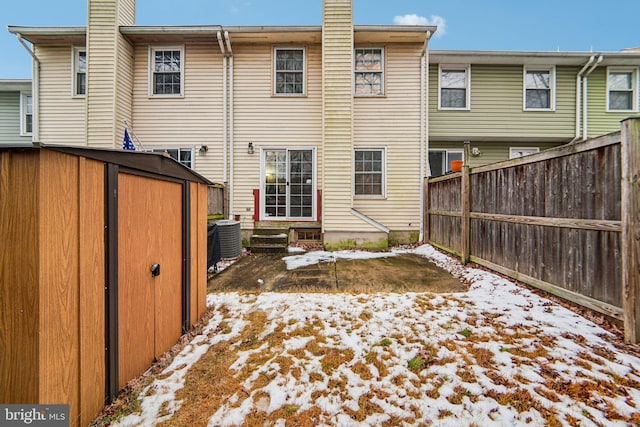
117,173,183,388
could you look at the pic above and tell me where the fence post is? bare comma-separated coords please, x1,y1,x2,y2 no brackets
461,141,471,264
423,177,430,243
622,117,640,343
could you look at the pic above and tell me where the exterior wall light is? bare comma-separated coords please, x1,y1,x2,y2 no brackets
248,142,254,154
199,145,208,155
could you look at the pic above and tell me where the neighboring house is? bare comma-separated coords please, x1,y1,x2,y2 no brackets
0,79,32,145
429,51,640,173
7,0,640,249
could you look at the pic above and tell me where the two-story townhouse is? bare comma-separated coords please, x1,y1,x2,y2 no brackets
0,79,32,144
428,51,640,174
8,0,435,249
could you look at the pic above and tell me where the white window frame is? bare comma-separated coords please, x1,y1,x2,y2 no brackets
428,149,464,176
606,66,638,112
145,147,194,168
273,47,306,96
354,47,384,96
72,47,86,98
149,46,185,98
20,92,33,136
438,64,471,110
509,147,540,159
523,65,555,111
354,147,386,199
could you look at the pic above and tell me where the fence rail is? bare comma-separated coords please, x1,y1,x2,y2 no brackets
425,117,640,343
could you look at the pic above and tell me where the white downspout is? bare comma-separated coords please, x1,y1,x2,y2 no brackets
575,55,595,140
16,33,40,142
225,30,234,219
217,30,227,186
419,31,432,242
582,55,604,140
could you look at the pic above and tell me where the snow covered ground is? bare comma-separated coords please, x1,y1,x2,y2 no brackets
112,245,640,426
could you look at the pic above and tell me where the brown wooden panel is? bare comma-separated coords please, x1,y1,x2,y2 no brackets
152,179,182,359
38,150,80,423
190,182,199,326
0,151,40,403
78,158,106,425
117,173,155,388
197,184,208,319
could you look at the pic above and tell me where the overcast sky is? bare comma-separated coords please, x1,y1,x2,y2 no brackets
2,0,639,78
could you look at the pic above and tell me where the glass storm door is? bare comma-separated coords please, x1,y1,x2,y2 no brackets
263,149,314,220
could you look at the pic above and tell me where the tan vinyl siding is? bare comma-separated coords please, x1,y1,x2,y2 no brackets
429,141,562,170
35,45,86,145
586,68,629,137
323,0,367,232
232,43,323,221
114,33,134,150
0,92,32,144
430,64,577,141
353,43,423,232
131,42,224,182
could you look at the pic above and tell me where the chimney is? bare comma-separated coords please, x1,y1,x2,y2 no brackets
86,0,135,148
322,0,358,236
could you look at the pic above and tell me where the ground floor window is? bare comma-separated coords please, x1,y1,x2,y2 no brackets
509,147,540,159
146,148,193,168
429,149,463,176
354,148,385,197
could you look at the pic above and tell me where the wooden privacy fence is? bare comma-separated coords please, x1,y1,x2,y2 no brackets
425,116,640,343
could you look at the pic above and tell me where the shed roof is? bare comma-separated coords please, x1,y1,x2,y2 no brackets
0,144,214,185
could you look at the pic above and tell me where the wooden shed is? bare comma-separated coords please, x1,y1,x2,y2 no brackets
0,144,212,426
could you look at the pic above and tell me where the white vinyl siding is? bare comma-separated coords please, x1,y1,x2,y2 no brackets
273,47,306,96
524,66,555,111
133,42,224,182
72,47,86,97
439,65,470,110
354,43,424,231
607,67,638,112
354,48,384,96
149,46,184,97
35,45,86,145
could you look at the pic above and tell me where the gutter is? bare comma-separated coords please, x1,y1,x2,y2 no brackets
419,30,433,242
582,55,604,140
574,55,595,141
217,31,227,187
15,33,39,142
224,30,235,220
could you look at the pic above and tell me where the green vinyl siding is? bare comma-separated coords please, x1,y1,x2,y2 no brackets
586,68,636,137
429,141,562,170
0,91,32,144
429,64,577,141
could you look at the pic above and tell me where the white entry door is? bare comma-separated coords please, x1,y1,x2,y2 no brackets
262,148,315,220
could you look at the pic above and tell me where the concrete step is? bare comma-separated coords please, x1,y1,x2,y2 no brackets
252,227,289,236
250,244,288,254
251,234,288,246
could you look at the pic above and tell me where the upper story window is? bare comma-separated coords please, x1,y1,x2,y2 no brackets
354,48,384,96
354,148,385,197
146,148,193,168
439,65,470,109
607,67,638,112
150,47,184,97
72,47,86,97
274,48,305,95
21,92,33,136
524,66,555,110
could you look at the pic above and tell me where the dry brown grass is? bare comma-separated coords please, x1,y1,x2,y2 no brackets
321,348,355,375
342,392,385,422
